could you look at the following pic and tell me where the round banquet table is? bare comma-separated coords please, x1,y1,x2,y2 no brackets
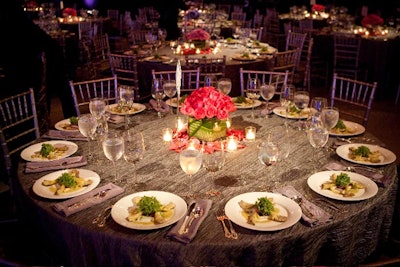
133,43,275,98
15,107,398,267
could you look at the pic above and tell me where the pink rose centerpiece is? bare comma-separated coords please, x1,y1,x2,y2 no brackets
62,7,77,17
180,86,237,141
186,28,211,49
311,4,325,13
361,14,384,28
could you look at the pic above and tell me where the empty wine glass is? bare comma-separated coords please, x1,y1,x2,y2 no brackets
123,129,145,188
321,106,339,130
202,142,225,197
89,97,107,120
119,86,135,128
78,113,98,160
307,125,329,172
259,83,276,117
163,79,176,114
258,139,280,190
102,132,125,183
179,147,203,197
279,83,295,125
151,78,165,118
246,77,260,119
308,97,328,129
145,30,159,53
217,78,232,95
293,90,310,130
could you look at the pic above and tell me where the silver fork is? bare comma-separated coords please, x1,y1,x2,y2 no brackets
215,209,232,239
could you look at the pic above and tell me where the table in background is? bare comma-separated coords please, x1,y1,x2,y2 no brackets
15,108,398,267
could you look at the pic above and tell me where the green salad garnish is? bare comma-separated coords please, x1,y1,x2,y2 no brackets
138,196,162,216
333,119,346,130
69,116,78,125
234,96,247,103
40,143,54,157
354,145,370,157
255,197,274,216
57,172,77,188
335,173,351,187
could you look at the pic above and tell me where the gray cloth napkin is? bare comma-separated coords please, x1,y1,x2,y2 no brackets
25,156,87,173
324,162,389,187
42,130,87,141
274,185,332,227
166,199,212,244
149,99,170,113
52,183,124,217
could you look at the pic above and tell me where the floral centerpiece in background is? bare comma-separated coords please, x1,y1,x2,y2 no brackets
186,28,211,49
311,4,325,13
361,14,384,28
180,86,236,142
62,7,77,17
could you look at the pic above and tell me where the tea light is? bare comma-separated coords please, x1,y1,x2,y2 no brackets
245,126,256,141
227,136,238,152
226,118,232,129
162,128,173,142
195,48,201,54
176,116,186,132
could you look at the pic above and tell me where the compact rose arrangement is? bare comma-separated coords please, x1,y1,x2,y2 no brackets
62,7,77,17
311,4,325,12
180,86,236,141
186,28,211,41
361,14,384,27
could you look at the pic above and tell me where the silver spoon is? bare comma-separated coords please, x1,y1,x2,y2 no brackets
183,206,203,233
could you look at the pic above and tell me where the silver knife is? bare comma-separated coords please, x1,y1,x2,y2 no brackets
178,202,196,234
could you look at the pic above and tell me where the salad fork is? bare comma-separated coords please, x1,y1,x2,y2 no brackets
216,210,231,239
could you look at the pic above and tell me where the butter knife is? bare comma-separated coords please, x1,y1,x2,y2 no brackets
178,202,196,235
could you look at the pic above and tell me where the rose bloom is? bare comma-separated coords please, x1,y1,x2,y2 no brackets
180,87,236,120
62,8,77,17
312,4,325,12
186,28,211,41
361,14,384,27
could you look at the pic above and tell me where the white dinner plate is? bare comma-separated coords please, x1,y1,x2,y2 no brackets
336,143,396,166
307,170,378,201
106,103,146,115
54,118,79,132
20,140,78,162
111,191,187,230
231,98,262,109
272,106,309,119
165,98,181,108
32,169,100,199
143,56,171,63
232,54,258,61
224,192,302,231
329,120,365,137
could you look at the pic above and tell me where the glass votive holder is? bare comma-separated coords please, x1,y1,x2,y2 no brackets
226,118,232,129
245,126,256,142
176,116,187,132
162,128,173,142
226,135,238,152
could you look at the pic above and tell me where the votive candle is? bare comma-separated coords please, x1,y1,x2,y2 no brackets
245,126,256,141
227,136,237,152
162,128,173,142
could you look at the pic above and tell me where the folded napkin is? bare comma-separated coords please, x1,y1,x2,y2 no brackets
149,99,169,113
274,185,332,227
108,114,125,124
25,156,87,173
42,130,87,141
324,162,389,187
166,199,212,244
52,183,124,217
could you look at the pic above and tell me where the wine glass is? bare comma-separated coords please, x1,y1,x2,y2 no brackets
102,132,125,183
321,106,339,130
246,77,260,119
279,83,295,125
145,30,159,53
293,90,310,130
151,78,165,118
202,142,225,197
259,83,276,118
158,28,167,45
119,86,135,128
163,79,176,114
179,147,203,197
308,97,328,129
258,139,280,190
217,78,232,95
307,125,329,172
89,97,106,120
204,75,216,87
78,113,98,160
122,129,145,188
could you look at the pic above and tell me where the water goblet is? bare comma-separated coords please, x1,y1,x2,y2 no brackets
151,78,165,118
102,132,125,184
260,83,276,117
179,147,203,197
202,142,225,197
307,125,329,172
163,79,176,114
122,129,145,188
246,78,260,119
78,113,98,160
279,83,295,125
321,106,339,130
119,86,135,128
293,90,310,130
217,78,232,95
308,97,328,129
258,139,280,190
89,97,107,120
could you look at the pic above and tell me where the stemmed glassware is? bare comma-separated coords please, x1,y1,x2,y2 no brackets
151,78,165,118
179,147,203,197
308,97,328,128
246,77,260,119
217,78,232,95
279,83,295,125
145,30,159,53
321,106,339,130
307,124,329,172
102,132,125,183
163,79,176,114
89,97,107,120
119,86,135,128
259,83,276,117
122,129,145,188
78,113,98,160
204,75,217,87
202,142,225,197
293,90,310,130
258,138,280,190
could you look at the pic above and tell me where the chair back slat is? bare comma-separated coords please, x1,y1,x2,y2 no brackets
151,68,200,94
239,68,289,96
